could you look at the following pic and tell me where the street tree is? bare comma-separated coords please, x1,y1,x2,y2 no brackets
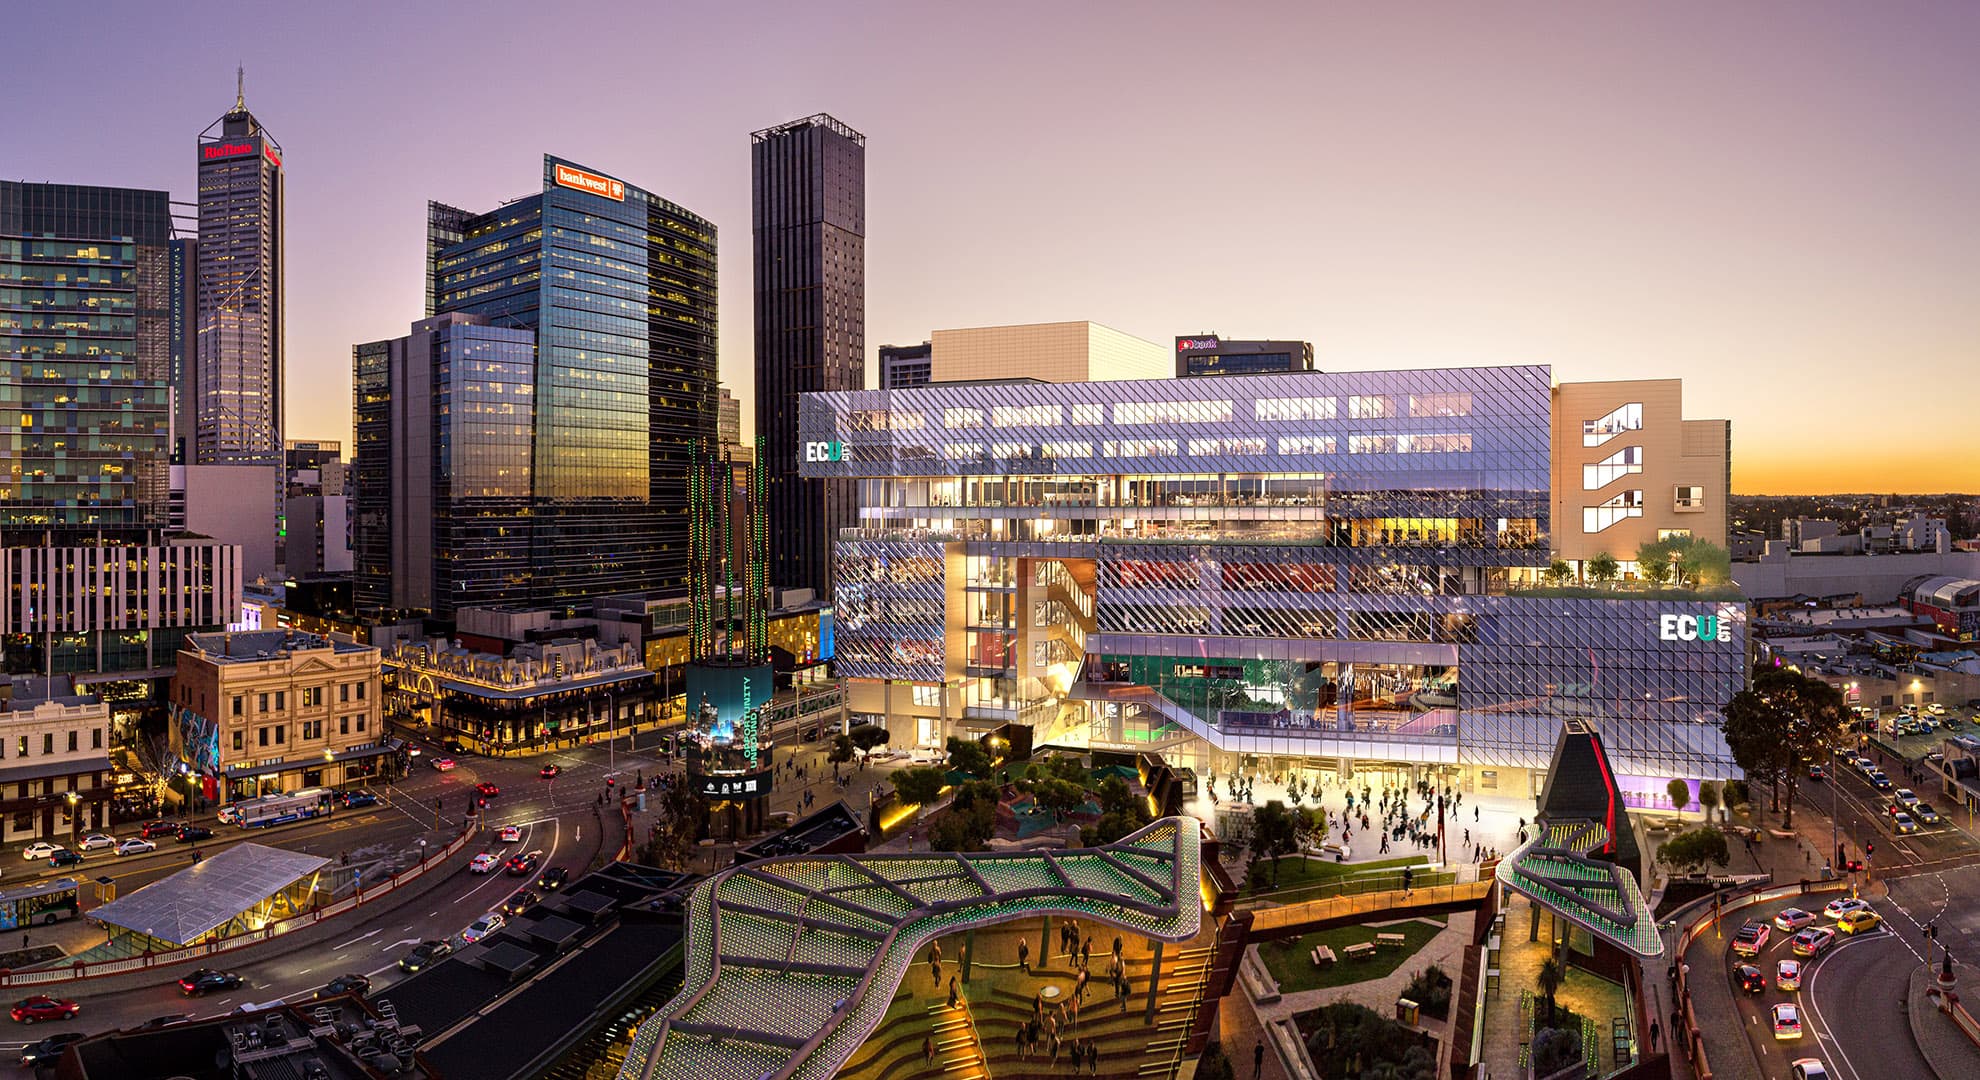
1666,778,1691,813
891,766,947,808
849,724,891,758
1655,827,1730,873
1252,801,1299,888
1719,663,1848,827
945,735,991,778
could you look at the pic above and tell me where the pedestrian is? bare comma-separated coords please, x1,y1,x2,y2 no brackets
1119,975,1130,1013
1082,936,1091,968
1474,805,1479,822
930,954,941,987
948,974,959,1009
1113,934,1123,959
923,1034,935,1063
1088,1039,1099,1075
1016,1022,1028,1061
1019,936,1030,974
1648,1018,1660,1051
1254,1038,1266,1078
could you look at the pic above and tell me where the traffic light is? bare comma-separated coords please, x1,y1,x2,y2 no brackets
1865,841,1875,858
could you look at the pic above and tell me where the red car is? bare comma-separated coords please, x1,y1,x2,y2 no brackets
10,996,79,1023
476,782,501,797
539,764,561,780
139,820,184,840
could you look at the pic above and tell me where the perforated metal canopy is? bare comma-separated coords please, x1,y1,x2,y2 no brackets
620,817,1203,1080
89,841,329,946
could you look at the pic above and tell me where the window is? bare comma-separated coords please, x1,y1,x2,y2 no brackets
340,684,350,703
274,691,285,711
991,404,1060,428
1040,440,1092,458
1070,404,1104,426
357,683,366,700
1348,395,1395,419
1348,435,1397,454
1255,396,1337,422
357,716,366,732
1409,392,1472,418
1277,436,1337,454
340,716,350,736
258,693,268,713
1398,433,1472,453
42,733,52,755
1105,438,1179,458
1583,490,1645,532
15,736,24,757
232,731,243,752
942,442,984,461
943,407,984,429
232,696,244,716
1583,446,1643,489
275,725,286,745
259,727,269,747
911,685,943,708
1187,437,1267,456
1112,400,1234,425
1658,528,1692,541
301,687,322,707
1582,403,1643,446
67,731,76,753
1674,485,1705,511
91,728,101,750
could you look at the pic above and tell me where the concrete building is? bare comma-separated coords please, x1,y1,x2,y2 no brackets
0,676,113,843
1734,546,1980,606
879,341,933,388
167,629,390,802
173,463,284,583
1549,379,1731,574
927,321,1169,384
380,633,654,752
1,533,241,678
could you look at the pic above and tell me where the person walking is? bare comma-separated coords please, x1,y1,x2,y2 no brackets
1648,1018,1660,1051
948,974,960,1009
1254,1038,1266,1078
1019,936,1031,974
1088,1039,1099,1075
1015,1022,1027,1061
923,1035,935,1063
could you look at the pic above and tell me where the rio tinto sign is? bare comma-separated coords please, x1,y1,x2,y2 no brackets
554,163,626,201
1659,613,1732,643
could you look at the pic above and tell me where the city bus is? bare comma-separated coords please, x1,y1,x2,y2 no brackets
223,788,333,828
0,878,81,930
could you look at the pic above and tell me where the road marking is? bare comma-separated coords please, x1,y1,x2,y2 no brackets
383,938,420,951
217,997,232,1006
298,968,311,975
332,928,382,950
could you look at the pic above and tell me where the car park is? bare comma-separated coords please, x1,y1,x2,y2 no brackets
1823,897,1871,920
77,834,117,851
461,912,506,943
177,968,243,996
1772,1003,1802,1039
505,850,542,877
498,825,522,843
397,940,452,973
1928,703,1947,716
115,838,156,856
1838,909,1883,934
21,843,62,861
1774,908,1816,932
9,996,79,1023
469,852,500,874
537,865,570,891
1735,964,1766,993
1893,812,1919,834
19,1031,86,1065
1791,927,1835,956
1777,959,1801,991
431,757,456,772
1732,921,1770,956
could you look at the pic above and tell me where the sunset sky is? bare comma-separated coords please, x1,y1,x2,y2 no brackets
13,1,1976,493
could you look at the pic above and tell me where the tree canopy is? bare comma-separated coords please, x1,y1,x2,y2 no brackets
1634,536,1731,587
849,724,891,756
945,735,991,778
1655,827,1730,873
1719,663,1849,827
890,765,947,807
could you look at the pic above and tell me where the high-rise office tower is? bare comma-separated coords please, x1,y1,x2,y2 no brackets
752,114,865,598
420,156,717,610
878,342,932,389
0,181,175,530
193,72,284,467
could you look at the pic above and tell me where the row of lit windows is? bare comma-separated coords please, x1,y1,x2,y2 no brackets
919,433,1473,461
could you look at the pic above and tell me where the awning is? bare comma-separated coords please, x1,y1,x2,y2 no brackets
88,842,330,946
222,740,402,780
0,755,112,785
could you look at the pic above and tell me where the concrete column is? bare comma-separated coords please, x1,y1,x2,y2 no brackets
1144,939,1164,1024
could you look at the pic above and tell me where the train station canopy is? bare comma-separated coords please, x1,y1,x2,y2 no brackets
89,842,330,947
620,817,1203,1080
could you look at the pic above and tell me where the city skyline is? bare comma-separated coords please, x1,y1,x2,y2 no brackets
8,1,1977,493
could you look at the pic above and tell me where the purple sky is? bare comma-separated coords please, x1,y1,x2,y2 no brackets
15,1,1978,492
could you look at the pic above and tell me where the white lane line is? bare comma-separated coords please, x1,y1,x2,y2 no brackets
382,937,420,952
1799,937,1873,1080
332,928,382,951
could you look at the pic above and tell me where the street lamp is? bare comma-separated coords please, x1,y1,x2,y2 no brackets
64,792,79,845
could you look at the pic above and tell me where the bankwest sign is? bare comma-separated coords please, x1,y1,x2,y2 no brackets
803,441,843,463
1658,613,1732,643
553,163,625,201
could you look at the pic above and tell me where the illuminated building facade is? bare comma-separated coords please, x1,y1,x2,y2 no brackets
193,79,284,467
426,156,718,605
800,365,1745,797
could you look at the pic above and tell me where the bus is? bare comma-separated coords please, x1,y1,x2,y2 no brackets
0,878,80,929
224,787,333,828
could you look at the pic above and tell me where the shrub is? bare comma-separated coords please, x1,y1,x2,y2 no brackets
1401,964,1453,1020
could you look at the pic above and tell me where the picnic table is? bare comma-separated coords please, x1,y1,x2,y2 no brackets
1344,942,1376,960
1310,945,1337,966
1375,932,1407,949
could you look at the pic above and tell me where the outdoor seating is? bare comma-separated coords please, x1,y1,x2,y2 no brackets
1375,932,1406,949
1344,942,1376,960
1310,945,1336,966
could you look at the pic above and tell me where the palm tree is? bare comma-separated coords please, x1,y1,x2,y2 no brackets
1537,956,1565,1027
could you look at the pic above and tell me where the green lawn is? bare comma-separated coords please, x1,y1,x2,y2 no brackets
1246,854,1456,901
1258,918,1447,993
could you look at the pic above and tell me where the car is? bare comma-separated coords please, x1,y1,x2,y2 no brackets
1928,703,1947,716
178,968,243,996
320,973,371,998
1894,788,1920,808
398,939,453,973
175,825,212,843
341,790,379,808
21,843,62,861
1869,770,1893,790
1777,959,1801,991
1807,764,1826,781
475,782,501,797
498,825,522,843
469,852,501,874
1824,897,1871,920
1791,927,1835,956
1731,921,1770,956
431,757,456,772
540,764,561,779
1790,1058,1830,1080
1915,804,1941,825
461,912,506,943
1735,964,1766,993
1893,812,1919,834
139,820,184,839
9,996,79,1023
1774,908,1817,932
77,833,117,852
1838,909,1883,934
505,850,541,876
443,739,467,755
502,889,540,916
1772,1002,1802,1039
19,1031,86,1064
47,849,83,868
537,865,570,891
114,838,156,856
1854,756,1875,773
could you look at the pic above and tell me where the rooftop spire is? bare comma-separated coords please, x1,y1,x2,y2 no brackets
235,64,245,112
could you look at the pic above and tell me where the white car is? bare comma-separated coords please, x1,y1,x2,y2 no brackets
469,852,500,874
461,912,506,944
78,834,118,852
1774,908,1817,932
1777,959,1801,991
22,843,63,861
1927,703,1947,716
498,825,522,843
1823,896,1871,920
1772,1002,1802,1040
114,838,156,856
1790,1059,1829,1080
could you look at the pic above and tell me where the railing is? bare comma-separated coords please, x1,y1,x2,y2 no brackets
0,827,474,988
1244,880,1493,937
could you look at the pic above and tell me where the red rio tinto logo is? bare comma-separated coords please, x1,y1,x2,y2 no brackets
202,141,256,161
553,163,626,202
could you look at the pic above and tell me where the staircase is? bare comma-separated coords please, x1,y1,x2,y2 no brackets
1140,943,1216,1079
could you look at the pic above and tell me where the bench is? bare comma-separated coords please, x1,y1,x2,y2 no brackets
1375,932,1407,949
1310,945,1337,967
1344,942,1376,960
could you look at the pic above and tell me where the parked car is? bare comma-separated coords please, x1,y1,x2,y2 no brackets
21,843,63,861
9,996,79,1023
461,912,506,944
1772,1003,1802,1040
114,838,156,856
77,834,117,852
1732,921,1770,956
341,790,379,808
1927,703,1947,716
177,968,242,996
1735,964,1766,993
19,1031,86,1065
175,825,212,843
139,820,184,839
1791,927,1835,957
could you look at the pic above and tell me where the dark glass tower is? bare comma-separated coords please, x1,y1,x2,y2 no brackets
751,114,865,598
423,156,717,608
0,181,175,532
193,75,283,466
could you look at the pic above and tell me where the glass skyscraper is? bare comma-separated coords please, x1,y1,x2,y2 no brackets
0,181,174,531
193,81,283,466
752,114,865,597
422,156,717,607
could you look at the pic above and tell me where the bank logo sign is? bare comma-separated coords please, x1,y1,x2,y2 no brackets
803,440,843,462
1659,613,1732,643
553,163,626,201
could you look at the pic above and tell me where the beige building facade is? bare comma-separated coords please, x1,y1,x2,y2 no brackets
168,630,392,803
928,321,1169,384
1550,379,1730,575
0,677,112,844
